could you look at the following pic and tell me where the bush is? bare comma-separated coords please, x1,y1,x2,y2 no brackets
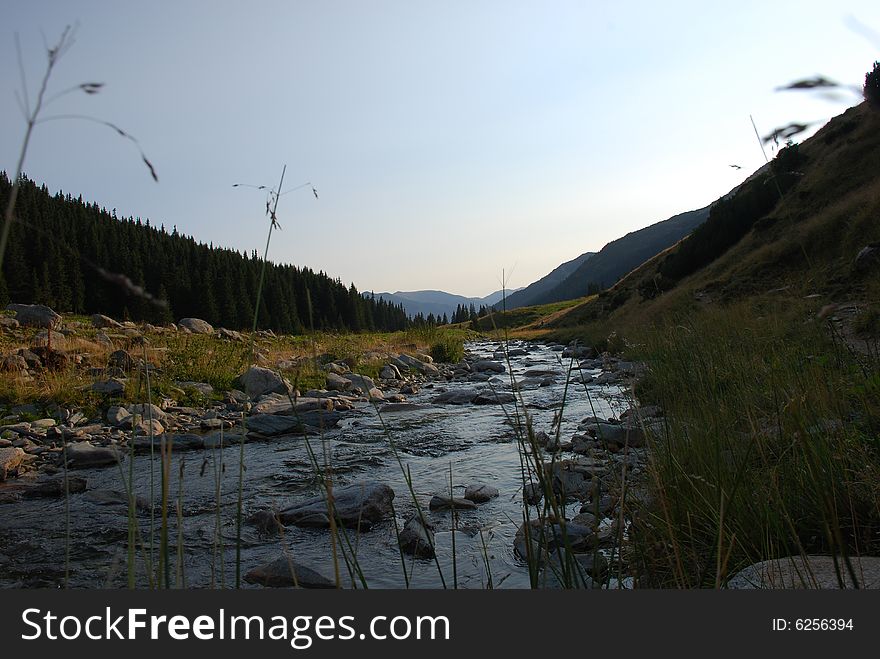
864,61,880,108
430,335,464,363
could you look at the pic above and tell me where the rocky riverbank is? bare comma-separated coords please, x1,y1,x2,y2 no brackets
1,304,657,588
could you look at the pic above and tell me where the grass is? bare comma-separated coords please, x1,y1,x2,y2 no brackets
623,300,880,587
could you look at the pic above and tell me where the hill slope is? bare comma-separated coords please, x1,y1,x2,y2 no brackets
0,174,410,333
499,251,594,310
536,205,711,305
548,102,880,336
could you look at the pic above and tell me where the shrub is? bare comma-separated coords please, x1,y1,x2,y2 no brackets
864,61,880,108
430,335,464,363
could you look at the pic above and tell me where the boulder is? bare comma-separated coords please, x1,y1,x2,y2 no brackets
727,556,880,589
245,411,341,436
523,483,543,505
514,519,597,563
106,406,130,426
562,345,595,359
107,349,134,371
177,318,214,334
278,482,395,530
431,389,479,405
239,366,292,398
63,442,122,469
0,447,26,481
587,422,646,449
91,314,122,329
473,391,516,405
127,403,167,423
464,484,499,503
344,373,376,394
380,364,402,380
471,360,506,373
326,372,352,392
854,243,880,273
216,327,244,342
247,510,284,535
244,556,335,588
6,303,61,329
91,379,126,396
398,514,436,558
1,354,28,373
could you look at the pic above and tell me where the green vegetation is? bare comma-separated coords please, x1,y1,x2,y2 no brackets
0,173,410,333
865,61,880,108
626,301,880,587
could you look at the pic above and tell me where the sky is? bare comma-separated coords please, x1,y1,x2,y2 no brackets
2,1,879,298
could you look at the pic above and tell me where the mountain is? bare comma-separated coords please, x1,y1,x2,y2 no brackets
371,289,520,319
0,173,410,333
517,206,712,307
499,251,595,310
547,102,880,332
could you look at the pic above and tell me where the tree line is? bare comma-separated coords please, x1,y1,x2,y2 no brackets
0,173,410,333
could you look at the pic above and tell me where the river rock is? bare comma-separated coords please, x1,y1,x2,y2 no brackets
561,345,595,359
429,494,477,511
63,442,122,468
127,403,167,423
523,368,558,378
106,406,130,426
344,373,376,393
177,317,214,334
398,514,436,558
523,483,543,505
6,303,62,329
278,482,395,530
239,366,293,398
471,360,506,373
248,510,284,535
464,484,499,503
431,389,478,405
326,372,352,392
245,411,341,436
727,556,880,589
473,391,516,405
0,447,26,481
514,519,597,562
91,379,126,396
587,422,646,449
244,555,335,588
379,364,402,380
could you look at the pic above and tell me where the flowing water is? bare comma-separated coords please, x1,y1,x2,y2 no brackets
0,340,631,589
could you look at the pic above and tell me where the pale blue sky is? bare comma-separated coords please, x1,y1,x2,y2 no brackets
2,1,878,296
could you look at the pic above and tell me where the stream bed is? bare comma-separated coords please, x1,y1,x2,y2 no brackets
0,340,635,589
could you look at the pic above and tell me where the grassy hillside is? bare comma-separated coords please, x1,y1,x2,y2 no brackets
548,102,880,341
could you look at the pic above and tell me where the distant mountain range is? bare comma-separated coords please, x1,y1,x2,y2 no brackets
369,289,520,319
501,205,712,309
